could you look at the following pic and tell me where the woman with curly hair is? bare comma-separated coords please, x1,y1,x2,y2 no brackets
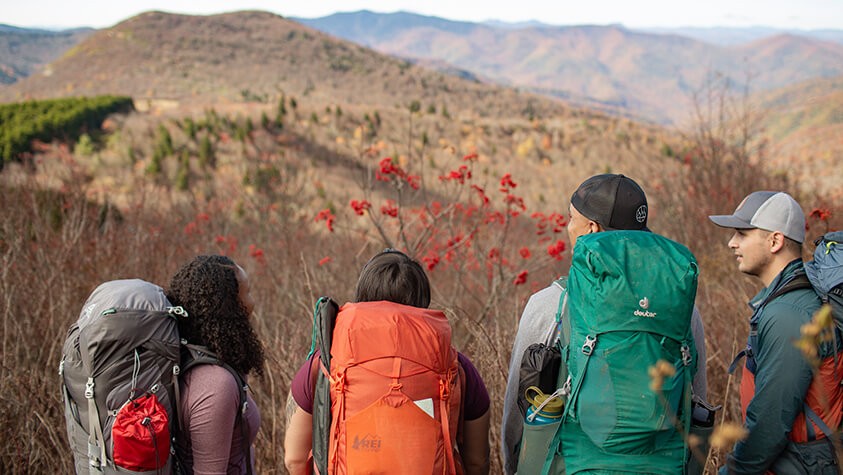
166,255,265,474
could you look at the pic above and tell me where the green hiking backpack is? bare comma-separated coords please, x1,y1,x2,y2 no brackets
546,231,699,474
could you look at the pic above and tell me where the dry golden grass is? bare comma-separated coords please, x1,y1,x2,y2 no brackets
0,88,839,474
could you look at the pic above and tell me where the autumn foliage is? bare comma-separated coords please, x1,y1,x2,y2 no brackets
0,87,838,475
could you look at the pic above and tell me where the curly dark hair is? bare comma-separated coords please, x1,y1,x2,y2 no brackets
166,255,264,376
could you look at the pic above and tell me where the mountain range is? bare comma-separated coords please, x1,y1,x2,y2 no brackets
0,24,92,84
642,26,843,46
0,11,569,121
0,9,840,197
296,11,843,124
3,10,842,127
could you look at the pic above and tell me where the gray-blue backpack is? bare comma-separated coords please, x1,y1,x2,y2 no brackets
805,231,843,326
774,231,843,331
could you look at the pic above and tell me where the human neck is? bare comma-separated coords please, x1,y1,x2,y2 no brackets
759,253,800,288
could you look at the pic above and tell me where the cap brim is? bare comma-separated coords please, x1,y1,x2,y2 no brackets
708,215,755,229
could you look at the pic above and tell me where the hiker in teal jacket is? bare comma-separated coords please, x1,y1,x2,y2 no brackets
710,191,840,474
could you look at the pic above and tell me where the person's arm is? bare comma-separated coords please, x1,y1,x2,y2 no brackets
462,409,491,475
501,285,561,474
721,302,814,474
456,352,491,474
183,366,240,475
284,354,319,474
284,390,313,475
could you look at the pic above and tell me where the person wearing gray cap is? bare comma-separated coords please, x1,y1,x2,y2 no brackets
710,191,837,474
501,174,710,474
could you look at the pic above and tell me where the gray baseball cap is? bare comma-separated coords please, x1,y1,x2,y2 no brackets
708,191,806,243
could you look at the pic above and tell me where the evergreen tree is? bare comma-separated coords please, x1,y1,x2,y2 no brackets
146,150,163,175
155,125,174,157
183,118,197,140
198,134,214,169
175,150,190,190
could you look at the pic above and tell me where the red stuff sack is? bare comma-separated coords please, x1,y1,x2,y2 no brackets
112,393,170,471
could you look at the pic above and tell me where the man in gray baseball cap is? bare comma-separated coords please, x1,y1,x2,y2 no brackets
709,191,833,474
709,190,806,245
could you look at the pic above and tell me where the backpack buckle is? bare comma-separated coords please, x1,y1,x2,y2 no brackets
681,344,692,366
85,378,95,399
582,335,597,356
88,441,104,469
168,306,189,317
561,374,572,396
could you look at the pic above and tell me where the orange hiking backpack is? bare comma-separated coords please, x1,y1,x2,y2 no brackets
320,300,463,475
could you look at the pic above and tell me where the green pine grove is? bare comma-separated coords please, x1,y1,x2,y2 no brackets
0,96,134,166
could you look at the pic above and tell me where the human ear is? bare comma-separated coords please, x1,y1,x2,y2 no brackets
769,231,785,253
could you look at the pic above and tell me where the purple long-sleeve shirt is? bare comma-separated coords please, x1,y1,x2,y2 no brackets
177,364,260,475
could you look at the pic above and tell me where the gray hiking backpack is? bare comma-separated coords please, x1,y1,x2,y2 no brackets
60,279,183,474
59,279,252,475
61,279,254,475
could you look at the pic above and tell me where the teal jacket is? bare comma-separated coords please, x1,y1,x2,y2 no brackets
720,259,826,474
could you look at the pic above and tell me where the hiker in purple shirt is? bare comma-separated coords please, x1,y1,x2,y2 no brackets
167,255,265,475
284,249,491,475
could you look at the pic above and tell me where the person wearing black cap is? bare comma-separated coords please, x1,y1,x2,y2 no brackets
501,174,709,474
710,191,837,474
569,173,651,234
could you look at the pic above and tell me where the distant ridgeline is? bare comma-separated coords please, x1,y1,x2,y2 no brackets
0,95,133,166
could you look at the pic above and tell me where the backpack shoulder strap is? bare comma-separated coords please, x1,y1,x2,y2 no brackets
311,296,338,475
731,273,816,372
551,278,569,347
765,272,813,305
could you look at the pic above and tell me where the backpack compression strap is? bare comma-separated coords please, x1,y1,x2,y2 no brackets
86,377,107,474
438,367,458,475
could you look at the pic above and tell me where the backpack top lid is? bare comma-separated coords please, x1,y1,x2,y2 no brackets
76,279,177,376
331,300,454,371
78,279,171,329
805,231,843,295
568,230,699,341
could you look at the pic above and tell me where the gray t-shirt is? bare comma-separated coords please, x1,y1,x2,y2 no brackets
501,281,708,474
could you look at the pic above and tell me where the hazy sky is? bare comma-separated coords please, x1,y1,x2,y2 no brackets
4,0,842,30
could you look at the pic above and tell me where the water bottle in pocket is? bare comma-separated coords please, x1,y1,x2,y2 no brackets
517,386,566,475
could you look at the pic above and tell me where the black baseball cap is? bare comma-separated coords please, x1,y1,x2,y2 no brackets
570,174,649,231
